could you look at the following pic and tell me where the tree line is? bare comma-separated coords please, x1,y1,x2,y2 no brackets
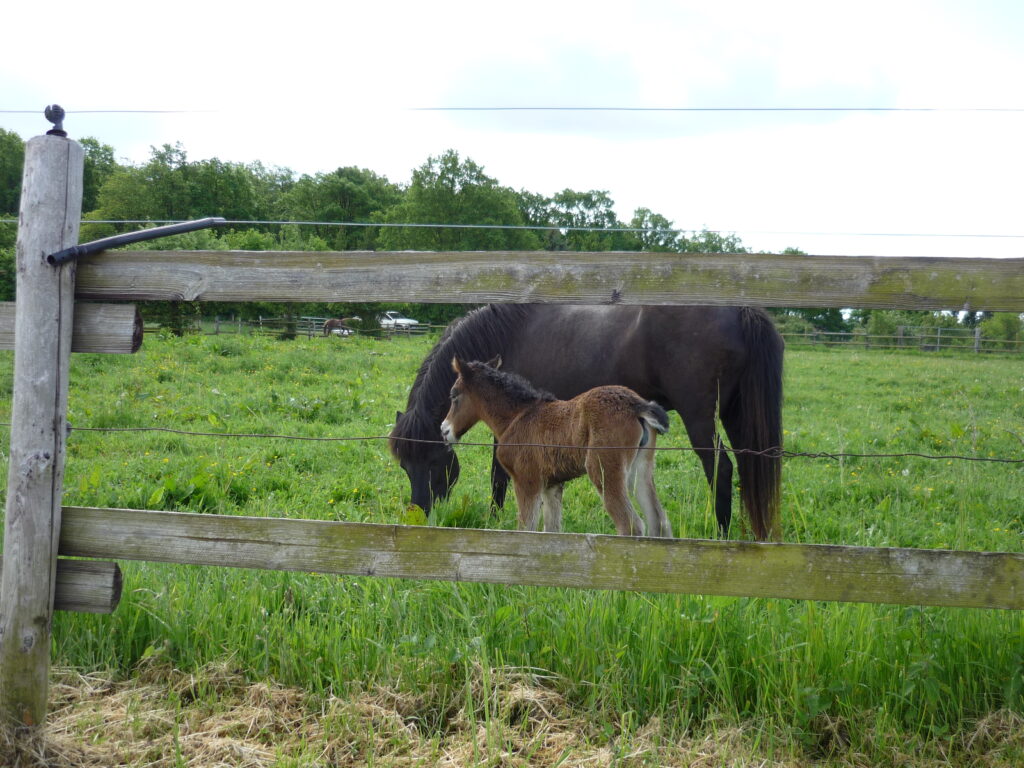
0,126,1019,343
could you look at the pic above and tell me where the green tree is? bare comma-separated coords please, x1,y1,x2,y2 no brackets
626,207,680,251
545,189,624,251
680,229,747,253
0,248,14,301
85,144,290,239
0,128,25,254
80,137,118,213
280,167,402,249
377,150,539,251
979,313,1023,350
248,161,296,221
515,189,567,250
0,128,24,216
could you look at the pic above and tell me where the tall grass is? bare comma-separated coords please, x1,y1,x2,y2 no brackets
1,332,1022,762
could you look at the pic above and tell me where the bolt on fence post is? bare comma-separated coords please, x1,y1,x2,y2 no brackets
0,108,83,731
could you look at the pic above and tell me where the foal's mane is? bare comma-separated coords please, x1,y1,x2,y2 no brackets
391,305,535,458
466,362,556,406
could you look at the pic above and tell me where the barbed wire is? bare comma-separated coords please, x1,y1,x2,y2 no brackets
27,424,1022,465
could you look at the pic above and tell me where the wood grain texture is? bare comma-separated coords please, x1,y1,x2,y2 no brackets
74,250,1024,311
0,302,141,353
60,507,1024,610
0,134,83,728
0,557,121,614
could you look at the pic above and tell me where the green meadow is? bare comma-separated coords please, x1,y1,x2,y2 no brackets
1,331,1022,765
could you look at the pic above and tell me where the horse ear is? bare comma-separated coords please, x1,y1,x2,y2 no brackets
396,410,403,420
487,355,502,369
451,356,463,374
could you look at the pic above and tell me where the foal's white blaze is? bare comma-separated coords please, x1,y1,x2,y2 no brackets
440,419,457,444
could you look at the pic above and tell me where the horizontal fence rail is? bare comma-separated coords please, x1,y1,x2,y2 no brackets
59,507,1024,610
0,557,121,614
0,302,142,354
74,251,1024,311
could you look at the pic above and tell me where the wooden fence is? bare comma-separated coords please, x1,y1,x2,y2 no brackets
144,315,443,339
1,131,1023,731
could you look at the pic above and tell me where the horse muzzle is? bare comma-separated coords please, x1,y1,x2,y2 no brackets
440,419,458,444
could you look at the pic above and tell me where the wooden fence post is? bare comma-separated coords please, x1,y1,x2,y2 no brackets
0,132,83,729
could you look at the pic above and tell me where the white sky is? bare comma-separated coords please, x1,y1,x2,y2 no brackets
3,0,1023,257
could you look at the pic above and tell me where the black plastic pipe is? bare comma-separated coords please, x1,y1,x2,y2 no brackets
47,217,226,265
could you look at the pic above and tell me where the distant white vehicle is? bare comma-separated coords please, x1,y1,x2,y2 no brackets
379,311,420,329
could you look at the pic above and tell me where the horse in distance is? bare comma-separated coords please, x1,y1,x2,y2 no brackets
441,356,673,537
323,316,361,336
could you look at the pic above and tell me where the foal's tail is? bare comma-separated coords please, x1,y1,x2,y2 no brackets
637,400,670,437
728,307,785,541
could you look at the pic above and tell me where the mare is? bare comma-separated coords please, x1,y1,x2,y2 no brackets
441,357,672,536
323,317,361,336
389,304,784,540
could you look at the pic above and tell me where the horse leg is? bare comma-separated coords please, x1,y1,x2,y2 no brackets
630,440,672,538
587,454,644,536
513,478,543,531
683,417,733,536
541,484,563,532
489,441,509,512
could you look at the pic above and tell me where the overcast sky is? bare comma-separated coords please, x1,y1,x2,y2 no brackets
4,0,1023,257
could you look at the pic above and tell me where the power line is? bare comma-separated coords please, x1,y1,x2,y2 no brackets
0,109,215,114
413,106,1024,113
5,106,1024,116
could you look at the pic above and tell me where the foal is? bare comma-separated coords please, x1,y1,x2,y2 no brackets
440,356,673,537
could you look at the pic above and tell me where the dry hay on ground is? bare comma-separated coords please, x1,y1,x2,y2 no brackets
0,664,1021,767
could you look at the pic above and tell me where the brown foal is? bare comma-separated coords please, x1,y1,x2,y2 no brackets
441,356,672,537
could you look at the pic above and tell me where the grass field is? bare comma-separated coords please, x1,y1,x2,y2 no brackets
1,331,1022,766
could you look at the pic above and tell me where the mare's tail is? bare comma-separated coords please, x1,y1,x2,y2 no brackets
727,307,784,541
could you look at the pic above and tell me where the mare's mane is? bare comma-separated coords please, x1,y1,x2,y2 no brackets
391,305,534,459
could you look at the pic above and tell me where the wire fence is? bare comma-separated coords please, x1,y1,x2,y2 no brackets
5,217,1024,243
26,424,1020,466
781,326,1023,355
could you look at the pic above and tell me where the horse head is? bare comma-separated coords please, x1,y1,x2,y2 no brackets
390,409,460,514
441,356,503,444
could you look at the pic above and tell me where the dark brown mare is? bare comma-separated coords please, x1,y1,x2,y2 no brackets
441,357,673,536
323,317,361,336
388,304,784,540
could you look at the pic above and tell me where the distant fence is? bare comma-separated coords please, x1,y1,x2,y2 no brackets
149,316,1022,355
782,325,1023,354
144,315,445,339
2,130,1024,732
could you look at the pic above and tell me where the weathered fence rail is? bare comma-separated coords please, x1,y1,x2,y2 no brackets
0,557,122,615
0,302,142,353
74,249,1024,310
1,128,1022,731
60,506,1024,610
